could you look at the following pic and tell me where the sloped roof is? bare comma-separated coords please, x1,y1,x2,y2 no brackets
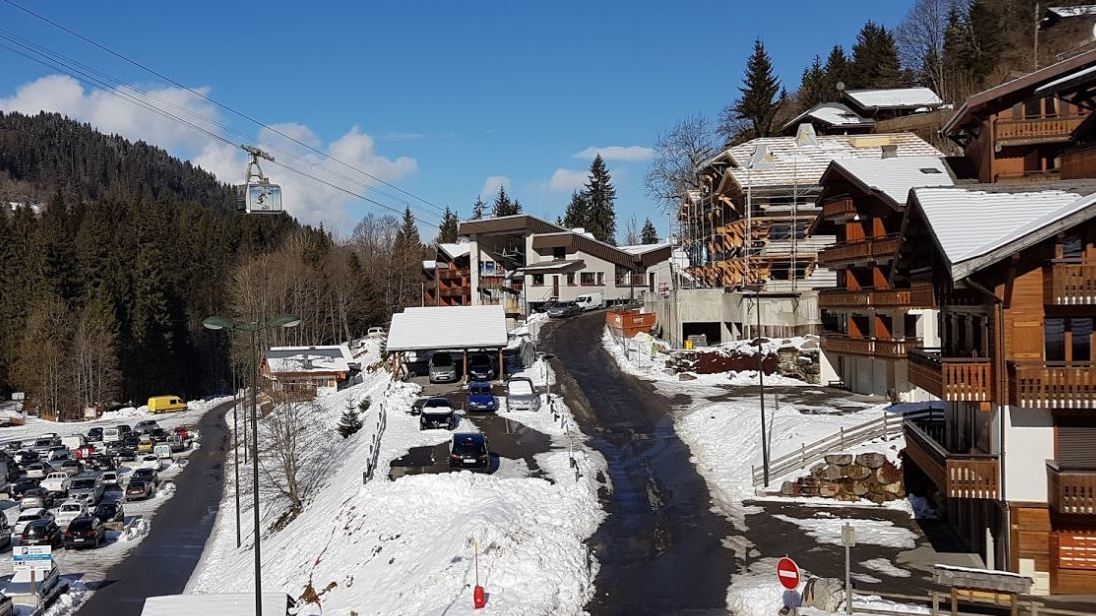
265,345,353,374
618,242,673,255
387,305,508,351
437,243,471,260
1047,5,1096,18
844,87,943,111
911,181,1096,280
723,133,942,189
825,156,954,207
1035,63,1096,96
782,102,873,132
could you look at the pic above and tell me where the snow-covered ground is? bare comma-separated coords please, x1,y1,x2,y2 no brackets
189,330,606,615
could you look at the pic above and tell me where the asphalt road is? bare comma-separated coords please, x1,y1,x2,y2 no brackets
542,312,735,616
77,400,232,616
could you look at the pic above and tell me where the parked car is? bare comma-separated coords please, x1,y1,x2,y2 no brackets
68,473,104,506
86,428,104,443
147,396,186,414
448,433,490,472
116,424,132,437
131,467,159,487
419,398,456,430
465,381,497,412
574,292,606,311
59,435,85,451
22,463,46,480
88,454,115,472
410,398,428,416
13,508,53,537
0,513,11,549
21,518,62,547
467,353,496,381
19,487,55,511
92,502,124,529
100,470,119,487
139,454,162,471
56,460,83,477
149,428,170,444
133,420,159,434
9,478,40,500
102,427,121,444
505,377,541,412
46,448,71,465
125,478,153,501
546,301,582,318
13,450,38,465
72,445,99,460
30,438,57,455
41,472,71,494
137,435,154,455
166,434,186,453
428,352,459,384
54,499,89,529
3,440,22,452
173,425,192,441
64,516,106,549
115,445,137,462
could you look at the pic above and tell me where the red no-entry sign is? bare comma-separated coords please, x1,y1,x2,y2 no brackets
777,556,801,590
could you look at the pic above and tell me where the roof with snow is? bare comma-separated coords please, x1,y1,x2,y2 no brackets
824,156,954,207
911,181,1096,280
844,87,943,111
422,260,437,271
782,102,874,133
264,345,354,375
1035,63,1096,96
1047,5,1096,18
387,305,508,351
618,242,672,255
437,242,471,260
722,133,942,189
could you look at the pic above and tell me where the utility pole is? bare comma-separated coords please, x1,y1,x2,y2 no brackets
232,364,241,549
249,328,263,616
756,292,769,487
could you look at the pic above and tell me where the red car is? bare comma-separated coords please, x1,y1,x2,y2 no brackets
72,445,97,460
173,426,190,441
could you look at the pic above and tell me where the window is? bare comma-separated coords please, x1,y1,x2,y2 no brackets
1045,318,1093,362
1046,318,1066,362
553,247,566,259
1072,318,1093,363
597,272,604,286
532,274,544,286
580,272,596,286
566,273,575,286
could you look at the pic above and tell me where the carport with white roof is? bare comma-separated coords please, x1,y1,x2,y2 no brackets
386,305,510,380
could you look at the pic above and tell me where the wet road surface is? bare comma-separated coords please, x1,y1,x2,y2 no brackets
78,400,231,616
542,312,735,615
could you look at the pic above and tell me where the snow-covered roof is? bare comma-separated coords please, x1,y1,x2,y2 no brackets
724,133,942,189
265,345,354,375
519,259,584,272
827,156,954,207
1035,63,1096,96
844,87,943,110
1047,5,1096,18
387,305,508,352
782,102,873,131
912,182,1096,280
618,243,672,255
437,242,471,260
422,260,437,271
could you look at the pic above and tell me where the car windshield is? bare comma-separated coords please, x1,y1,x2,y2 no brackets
60,504,81,512
508,380,534,396
34,439,52,447
72,479,96,489
470,383,491,395
69,518,92,530
424,399,449,408
95,504,117,515
18,513,39,522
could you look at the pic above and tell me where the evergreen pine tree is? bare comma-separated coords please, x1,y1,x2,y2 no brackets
562,191,589,229
582,155,617,244
850,21,905,89
436,207,459,243
470,195,487,220
36,192,80,305
797,56,829,111
491,186,521,217
640,219,659,244
823,45,851,95
337,401,363,438
720,39,783,143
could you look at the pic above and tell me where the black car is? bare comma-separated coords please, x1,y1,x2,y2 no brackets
419,398,455,430
88,454,115,471
449,433,490,472
10,477,40,499
131,467,159,486
86,427,103,442
64,516,106,549
546,301,582,318
467,354,496,381
115,445,137,462
125,478,152,501
92,502,125,527
116,424,132,437
21,519,62,547
149,428,170,444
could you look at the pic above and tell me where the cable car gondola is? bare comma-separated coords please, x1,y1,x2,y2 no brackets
238,145,283,215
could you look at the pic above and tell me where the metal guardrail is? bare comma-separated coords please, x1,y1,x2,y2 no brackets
751,409,941,487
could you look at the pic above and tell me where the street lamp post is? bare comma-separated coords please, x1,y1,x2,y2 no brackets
745,287,770,487
203,313,300,616
232,364,241,549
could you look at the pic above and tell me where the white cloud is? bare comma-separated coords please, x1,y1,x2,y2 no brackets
547,168,588,192
480,175,510,200
0,74,419,230
573,145,655,162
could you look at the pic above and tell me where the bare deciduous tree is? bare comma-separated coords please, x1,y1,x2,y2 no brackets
623,215,641,246
896,0,956,98
258,395,327,524
644,113,719,213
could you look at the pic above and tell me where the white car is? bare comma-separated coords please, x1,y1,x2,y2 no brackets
100,471,119,486
41,472,71,494
53,500,88,529
23,463,47,480
139,454,162,471
13,507,52,537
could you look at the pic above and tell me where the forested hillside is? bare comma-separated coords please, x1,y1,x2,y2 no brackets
0,111,297,417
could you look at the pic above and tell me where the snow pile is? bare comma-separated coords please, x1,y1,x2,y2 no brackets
708,335,818,358
120,516,151,543
862,558,911,578
772,515,917,549
41,578,89,616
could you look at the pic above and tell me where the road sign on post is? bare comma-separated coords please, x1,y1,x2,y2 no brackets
12,545,52,574
777,556,801,590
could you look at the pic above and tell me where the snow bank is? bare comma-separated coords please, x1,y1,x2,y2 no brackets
772,515,917,549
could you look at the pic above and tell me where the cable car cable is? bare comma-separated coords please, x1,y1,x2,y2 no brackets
0,0,452,216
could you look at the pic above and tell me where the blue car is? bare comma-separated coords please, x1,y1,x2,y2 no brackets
466,381,497,412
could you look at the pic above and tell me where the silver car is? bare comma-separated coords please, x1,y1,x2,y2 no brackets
429,352,459,384
505,377,541,412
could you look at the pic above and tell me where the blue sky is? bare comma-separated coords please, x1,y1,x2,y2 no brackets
0,0,914,238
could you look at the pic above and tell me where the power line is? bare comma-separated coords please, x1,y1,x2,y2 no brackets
0,0,452,216
0,32,442,227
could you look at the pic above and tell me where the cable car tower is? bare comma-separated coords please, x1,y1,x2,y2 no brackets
238,145,284,214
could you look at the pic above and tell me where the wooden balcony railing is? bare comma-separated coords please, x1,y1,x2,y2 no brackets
993,114,1086,144
817,234,901,266
1008,361,1095,409
907,348,993,402
904,420,999,500
818,287,915,309
909,279,937,308
1045,257,1096,305
822,334,921,358
993,169,1062,183
822,198,856,221
1048,462,1096,515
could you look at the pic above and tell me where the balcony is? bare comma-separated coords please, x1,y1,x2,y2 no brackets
818,287,915,309
1008,361,1095,409
821,334,921,358
1044,258,1096,305
907,348,993,402
821,198,856,221
817,234,901,267
904,418,999,499
993,114,1086,146
1048,462,1096,515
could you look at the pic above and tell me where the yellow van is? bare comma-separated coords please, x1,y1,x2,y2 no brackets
147,396,187,414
